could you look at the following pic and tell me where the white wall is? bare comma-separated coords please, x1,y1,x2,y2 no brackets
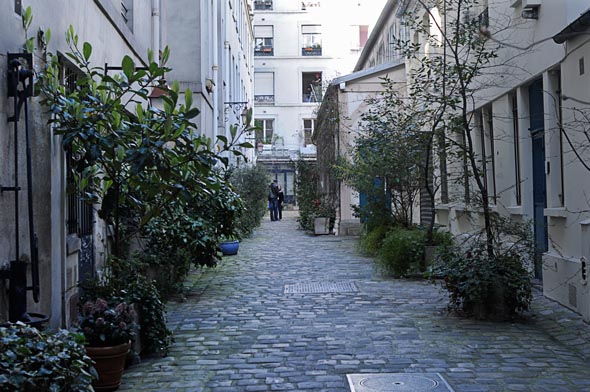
253,0,386,155
0,0,156,327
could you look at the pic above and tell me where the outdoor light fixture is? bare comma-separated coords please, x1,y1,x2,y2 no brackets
521,8,538,19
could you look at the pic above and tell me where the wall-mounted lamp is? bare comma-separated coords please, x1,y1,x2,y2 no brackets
205,78,215,93
521,7,539,19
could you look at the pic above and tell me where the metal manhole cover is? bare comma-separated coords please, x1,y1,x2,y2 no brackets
284,281,358,294
347,373,454,392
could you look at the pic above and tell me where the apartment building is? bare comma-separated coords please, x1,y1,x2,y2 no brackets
252,0,385,203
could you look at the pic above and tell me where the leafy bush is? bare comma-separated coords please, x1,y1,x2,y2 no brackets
0,323,94,391
377,227,425,277
295,160,335,232
359,225,390,256
79,298,136,347
434,243,533,319
80,258,172,356
230,164,269,237
433,217,534,320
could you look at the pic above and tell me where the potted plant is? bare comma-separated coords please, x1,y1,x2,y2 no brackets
219,235,240,256
79,298,137,391
0,322,95,391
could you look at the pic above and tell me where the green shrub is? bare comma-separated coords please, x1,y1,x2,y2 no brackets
377,227,425,277
294,160,336,232
434,242,533,320
433,216,534,320
0,323,95,391
230,165,269,237
80,258,173,356
359,225,390,256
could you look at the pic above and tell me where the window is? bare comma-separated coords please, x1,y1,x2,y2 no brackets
301,25,322,56
121,0,133,31
254,0,272,10
254,119,274,144
302,72,322,102
511,94,522,205
254,72,274,104
477,107,496,203
487,107,497,203
349,25,369,50
61,64,93,236
303,119,315,146
254,26,274,56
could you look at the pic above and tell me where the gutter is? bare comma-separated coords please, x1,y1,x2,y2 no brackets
553,9,590,44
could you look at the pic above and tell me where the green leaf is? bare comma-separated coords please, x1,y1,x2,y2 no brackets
172,80,180,93
117,146,125,161
185,88,193,109
122,56,135,80
136,103,144,122
22,6,33,31
24,37,35,54
83,42,92,61
161,46,170,65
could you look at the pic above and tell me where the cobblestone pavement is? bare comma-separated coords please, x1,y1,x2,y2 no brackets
120,212,590,392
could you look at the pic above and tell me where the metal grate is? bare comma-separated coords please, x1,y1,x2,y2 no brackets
347,373,455,392
284,281,358,294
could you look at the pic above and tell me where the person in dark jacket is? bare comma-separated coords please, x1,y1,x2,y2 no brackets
277,185,285,220
268,180,279,221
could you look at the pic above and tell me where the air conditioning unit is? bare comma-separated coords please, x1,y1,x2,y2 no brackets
522,0,541,9
521,0,540,19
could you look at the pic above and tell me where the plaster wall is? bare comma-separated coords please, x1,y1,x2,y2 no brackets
0,0,155,326
541,35,590,321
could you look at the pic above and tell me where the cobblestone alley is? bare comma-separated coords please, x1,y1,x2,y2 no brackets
120,212,590,392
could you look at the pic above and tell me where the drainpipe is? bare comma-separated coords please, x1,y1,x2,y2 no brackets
212,0,220,142
152,0,160,65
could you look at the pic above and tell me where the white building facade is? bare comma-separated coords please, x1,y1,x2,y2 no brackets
252,0,386,203
164,0,255,164
321,0,590,322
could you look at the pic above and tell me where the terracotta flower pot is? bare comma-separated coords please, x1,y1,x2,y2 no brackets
86,342,131,391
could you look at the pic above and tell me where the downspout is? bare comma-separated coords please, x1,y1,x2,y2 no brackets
212,0,220,141
152,0,160,64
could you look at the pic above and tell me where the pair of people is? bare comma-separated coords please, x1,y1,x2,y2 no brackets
268,180,284,221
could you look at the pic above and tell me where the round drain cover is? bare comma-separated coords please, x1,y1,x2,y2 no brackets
359,374,439,391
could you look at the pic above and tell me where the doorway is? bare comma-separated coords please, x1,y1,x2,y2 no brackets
529,78,548,279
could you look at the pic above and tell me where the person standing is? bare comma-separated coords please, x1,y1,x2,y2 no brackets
277,185,285,221
268,180,279,221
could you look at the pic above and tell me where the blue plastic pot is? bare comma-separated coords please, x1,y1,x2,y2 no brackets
220,240,240,256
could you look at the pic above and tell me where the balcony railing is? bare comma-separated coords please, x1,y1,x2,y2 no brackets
255,46,274,56
254,0,273,10
255,95,274,104
302,46,322,56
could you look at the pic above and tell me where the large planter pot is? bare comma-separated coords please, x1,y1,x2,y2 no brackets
220,240,240,256
86,342,130,391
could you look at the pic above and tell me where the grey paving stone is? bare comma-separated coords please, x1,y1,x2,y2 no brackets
120,213,590,392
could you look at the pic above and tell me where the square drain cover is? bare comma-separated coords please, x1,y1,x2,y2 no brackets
284,281,358,294
347,373,454,392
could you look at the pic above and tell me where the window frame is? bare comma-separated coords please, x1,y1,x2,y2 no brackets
254,72,275,104
254,118,275,145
